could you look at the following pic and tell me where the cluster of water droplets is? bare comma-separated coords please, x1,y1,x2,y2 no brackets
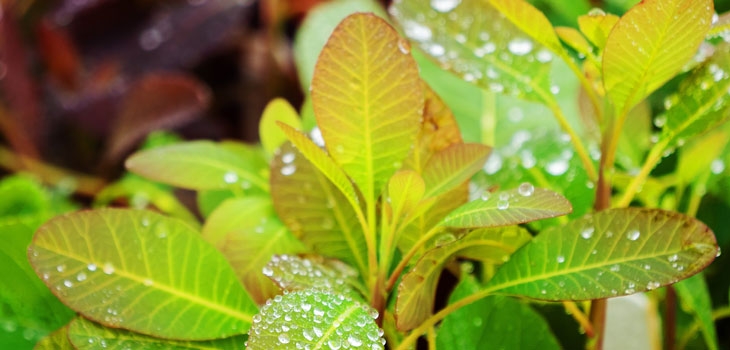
263,255,358,296
246,289,385,350
391,0,554,98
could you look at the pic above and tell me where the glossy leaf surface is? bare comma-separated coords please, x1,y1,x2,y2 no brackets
602,0,713,115
264,255,363,301
485,208,718,300
259,98,302,156
29,209,257,340
67,317,248,349
577,12,619,51
391,0,556,104
271,142,367,274
437,276,560,349
126,141,268,192
387,170,425,220
422,143,491,198
660,43,730,148
441,185,572,228
246,290,384,350
396,227,531,331
312,13,423,201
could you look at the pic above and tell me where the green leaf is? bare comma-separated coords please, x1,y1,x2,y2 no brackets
219,216,306,305
28,209,257,340
126,141,268,192
674,273,718,350
312,13,423,202
264,255,364,301
660,43,730,148
602,0,713,115
246,290,384,350
437,276,561,350
34,325,73,350
270,142,368,274
67,317,248,349
391,0,556,104
488,0,567,55
259,98,302,156
201,197,273,248
616,101,652,171
555,27,593,57
441,185,572,228
293,0,388,91
577,12,619,51
484,208,718,300
395,227,531,331
422,143,491,198
387,170,425,219
677,131,729,185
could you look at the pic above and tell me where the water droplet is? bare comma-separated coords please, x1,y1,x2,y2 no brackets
556,255,565,263
310,127,325,147
103,263,115,275
580,227,594,239
610,264,620,272
507,38,533,56
431,0,461,12
223,171,239,184
588,8,606,16
427,43,445,56
536,49,553,63
518,182,534,196
143,279,154,286
540,289,547,295
480,191,491,201
282,152,295,164
56,265,65,272
546,159,569,176
278,334,290,344
328,339,342,349
253,314,262,323
88,263,97,272
711,159,725,174
550,85,561,94
626,229,640,241
716,247,722,257
397,38,411,54
483,153,502,174
497,199,509,210
77,272,87,282
646,281,661,290
348,335,363,347
668,254,679,262
643,264,651,270
281,164,297,176
63,280,73,288
404,21,432,41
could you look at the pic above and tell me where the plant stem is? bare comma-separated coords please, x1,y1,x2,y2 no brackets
547,101,598,181
588,299,607,350
664,286,677,350
563,301,595,337
0,145,106,196
616,140,667,207
386,225,444,291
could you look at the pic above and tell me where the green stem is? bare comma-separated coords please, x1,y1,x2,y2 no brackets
386,224,444,291
563,55,603,125
547,101,598,181
678,306,730,349
616,140,667,207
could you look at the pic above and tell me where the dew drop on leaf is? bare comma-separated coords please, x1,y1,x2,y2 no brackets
626,229,641,241
556,255,565,264
223,171,239,184
87,263,97,272
497,199,509,210
546,159,569,176
281,164,297,176
430,0,461,13
580,227,594,239
668,254,679,262
278,334,290,344
397,38,411,54
507,38,533,56
77,272,87,282
282,153,296,164
102,263,115,275
518,182,534,196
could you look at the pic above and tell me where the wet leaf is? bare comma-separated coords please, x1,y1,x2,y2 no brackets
437,276,561,349
34,325,73,350
28,209,257,340
677,131,729,185
577,12,619,51
484,208,718,300
220,217,306,305
602,0,713,115
396,227,531,331
441,186,572,228
259,98,302,157
67,317,248,349
106,74,211,162
246,290,384,350
270,142,367,274
488,0,566,55
391,0,556,104
422,143,491,198
555,27,593,58
126,141,269,192
264,255,363,301
201,197,274,248
312,13,423,202
388,170,425,219
660,43,730,148
674,274,718,350
293,0,388,91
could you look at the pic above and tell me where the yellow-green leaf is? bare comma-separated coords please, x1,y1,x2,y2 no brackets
422,143,491,198
312,13,423,202
485,208,718,300
388,170,425,219
259,98,302,156
603,0,713,116
67,317,248,349
34,325,73,350
578,12,619,51
555,27,593,57
441,185,572,228
489,0,566,54
29,209,257,340
270,142,368,275
395,227,531,331
264,254,364,301
201,197,273,248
